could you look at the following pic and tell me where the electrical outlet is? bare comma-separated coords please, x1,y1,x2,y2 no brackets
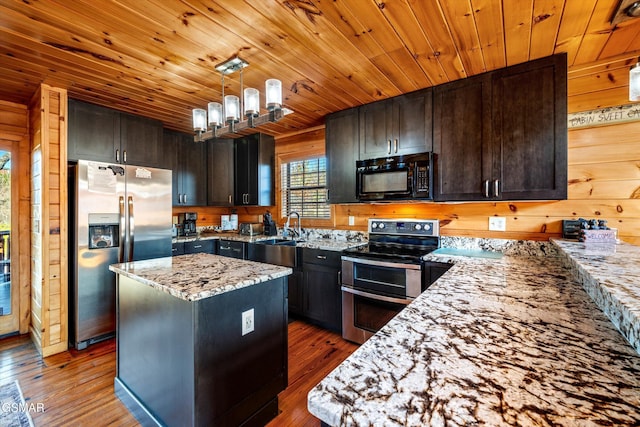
242,309,254,336
258,214,263,223
348,215,355,226
488,216,506,231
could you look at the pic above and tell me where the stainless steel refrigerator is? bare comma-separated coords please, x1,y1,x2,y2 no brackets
70,160,172,350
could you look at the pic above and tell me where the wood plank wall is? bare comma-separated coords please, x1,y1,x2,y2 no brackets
184,57,640,245
0,100,30,334
176,120,640,245
29,84,68,356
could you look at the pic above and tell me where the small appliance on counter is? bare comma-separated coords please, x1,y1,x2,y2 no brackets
178,212,197,236
263,211,278,236
239,223,264,236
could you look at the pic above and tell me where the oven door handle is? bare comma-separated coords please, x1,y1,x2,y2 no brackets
341,256,422,270
341,286,412,305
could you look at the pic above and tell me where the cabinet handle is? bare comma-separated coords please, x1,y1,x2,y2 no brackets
193,244,202,249
493,179,500,198
394,139,398,153
483,180,490,198
123,150,127,163
316,255,327,260
337,270,342,285
228,195,232,204
387,139,391,155
184,194,188,204
115,149,120,162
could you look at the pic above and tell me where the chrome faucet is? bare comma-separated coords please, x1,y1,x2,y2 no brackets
283,211,301,239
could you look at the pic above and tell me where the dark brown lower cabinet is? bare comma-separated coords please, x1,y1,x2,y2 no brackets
299,249,342,333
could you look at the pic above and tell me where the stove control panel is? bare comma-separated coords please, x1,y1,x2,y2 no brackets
368,218,439,236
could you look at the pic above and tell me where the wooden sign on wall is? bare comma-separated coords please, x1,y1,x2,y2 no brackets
568,104,640,129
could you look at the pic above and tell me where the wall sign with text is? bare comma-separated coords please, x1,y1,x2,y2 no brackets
568,104,640,129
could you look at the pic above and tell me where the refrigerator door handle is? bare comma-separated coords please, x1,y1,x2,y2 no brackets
128,196,135,262
118,196,126,263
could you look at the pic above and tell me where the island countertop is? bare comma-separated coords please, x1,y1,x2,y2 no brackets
308,243,640,426
109,253,292,302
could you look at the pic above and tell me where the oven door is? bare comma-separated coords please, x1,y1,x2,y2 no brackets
341,286,410,344
341,257,422,344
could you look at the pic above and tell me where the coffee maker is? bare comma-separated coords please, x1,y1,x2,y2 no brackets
178,212,197,236
263,211,278,236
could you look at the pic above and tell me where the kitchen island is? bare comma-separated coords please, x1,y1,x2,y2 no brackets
109,253,292,427
308,240,640,426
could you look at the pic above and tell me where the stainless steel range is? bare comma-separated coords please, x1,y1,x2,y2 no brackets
341,218,449,344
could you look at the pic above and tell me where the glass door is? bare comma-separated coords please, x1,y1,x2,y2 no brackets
0,147,16,336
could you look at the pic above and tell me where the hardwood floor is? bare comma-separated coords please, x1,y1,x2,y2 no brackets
0,319,357,426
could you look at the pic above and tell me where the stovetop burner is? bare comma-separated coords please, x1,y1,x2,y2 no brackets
342,218,440,264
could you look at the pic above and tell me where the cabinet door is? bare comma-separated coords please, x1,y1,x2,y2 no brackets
179,136,208,206
120,112,163,167
326,108,359,203
163,130,181,205
359,100,391,159
207,139,234,206
233,134,274,206
491,54,567,200
302,248,342,332
433,74,492,201
234,137,257,205
68,99,120,162
392,89,433,155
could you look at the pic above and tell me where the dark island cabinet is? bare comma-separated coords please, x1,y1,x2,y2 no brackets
301,248,342,333
207,138,235,206
286,269,305,316
68,99,164,168
164,129,207,206
234,133,275,206
325,108,359,204
359,88,432,159
434,53,567,201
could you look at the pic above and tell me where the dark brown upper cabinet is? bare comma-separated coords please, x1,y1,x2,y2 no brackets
359,88,433,159
164,129,207,207
434,53,567,201
234,133,275,206
68,99,163,168
207,138,235,206
433,74,492,201
325,108,359,204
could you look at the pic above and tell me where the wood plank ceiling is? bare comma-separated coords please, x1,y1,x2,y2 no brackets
1,0,639,137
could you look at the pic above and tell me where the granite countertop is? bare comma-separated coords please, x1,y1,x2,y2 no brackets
109,253,292,302
551,239,640,355
174,232,366,252
308,242,640,426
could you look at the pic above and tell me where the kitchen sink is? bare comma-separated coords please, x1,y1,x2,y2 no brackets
257,238,297,246
249,239,299,267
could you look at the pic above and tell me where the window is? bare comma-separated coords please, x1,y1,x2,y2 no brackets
281,157,330,219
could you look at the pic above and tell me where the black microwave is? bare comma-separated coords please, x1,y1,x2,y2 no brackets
356,152,433,201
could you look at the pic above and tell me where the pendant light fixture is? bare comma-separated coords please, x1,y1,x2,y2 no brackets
192,56,293,141
630,57,640,102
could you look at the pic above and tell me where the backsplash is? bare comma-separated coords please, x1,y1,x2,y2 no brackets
440,236,560,257
302,228,367,242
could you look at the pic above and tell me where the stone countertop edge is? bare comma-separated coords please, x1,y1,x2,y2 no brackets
109,253,293,302
307,241,640,426
550,238,640,355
